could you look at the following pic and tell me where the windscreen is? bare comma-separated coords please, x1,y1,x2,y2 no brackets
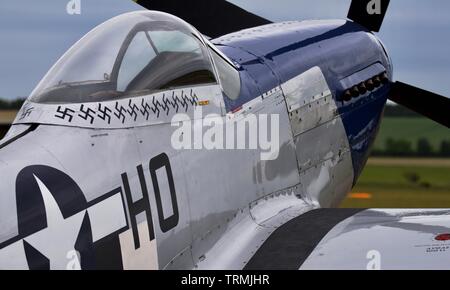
29,11,216,104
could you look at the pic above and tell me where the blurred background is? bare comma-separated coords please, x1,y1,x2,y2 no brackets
0,0,449,207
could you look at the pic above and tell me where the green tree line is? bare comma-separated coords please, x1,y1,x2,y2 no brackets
383,104,421,118
0,98,25,109
373,138,450,157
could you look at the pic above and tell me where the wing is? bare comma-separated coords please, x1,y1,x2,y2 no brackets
243,209,450,270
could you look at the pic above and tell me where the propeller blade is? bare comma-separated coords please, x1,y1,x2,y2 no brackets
348,0,390,32
390,81,450,128
133,0,272,39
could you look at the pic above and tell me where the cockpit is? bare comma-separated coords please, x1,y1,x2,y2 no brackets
30,11,219,104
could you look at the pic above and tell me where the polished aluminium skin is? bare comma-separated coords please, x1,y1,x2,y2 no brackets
0,9,449,270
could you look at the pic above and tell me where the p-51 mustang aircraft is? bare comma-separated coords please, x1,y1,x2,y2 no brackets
1,0,450,270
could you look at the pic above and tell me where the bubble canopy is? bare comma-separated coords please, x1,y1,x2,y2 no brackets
30,11,217,104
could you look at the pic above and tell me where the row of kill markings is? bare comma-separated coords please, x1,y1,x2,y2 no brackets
52,90,199,124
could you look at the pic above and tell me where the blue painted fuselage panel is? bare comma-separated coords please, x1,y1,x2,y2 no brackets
213,19,392,185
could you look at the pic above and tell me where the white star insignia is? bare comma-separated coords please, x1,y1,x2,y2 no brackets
24,175,86,270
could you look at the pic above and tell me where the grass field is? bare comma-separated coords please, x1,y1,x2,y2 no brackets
0,110,17,125
374,117,450,151
341,158,450,208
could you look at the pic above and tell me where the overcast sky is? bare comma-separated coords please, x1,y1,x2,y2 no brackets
0,0,449,100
